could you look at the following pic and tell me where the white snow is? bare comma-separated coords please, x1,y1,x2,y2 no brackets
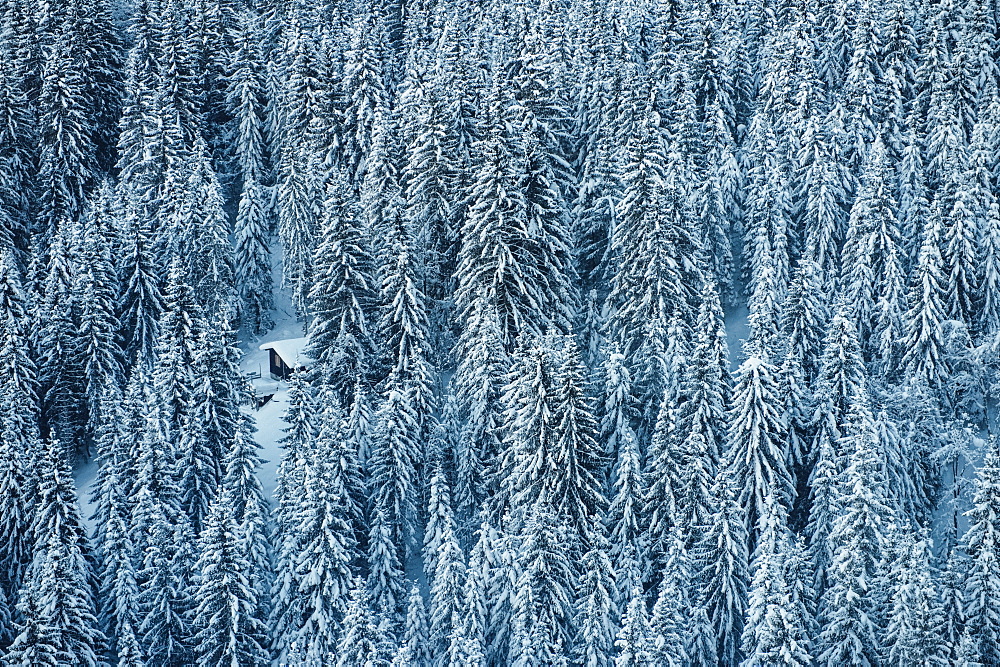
259,337,314,367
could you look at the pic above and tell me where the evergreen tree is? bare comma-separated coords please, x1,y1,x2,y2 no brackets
336,578,386,667
454,107,574,348
817,397,890,666
191,493,270,667
496,336,604,540
724,348,792,544
76,184,122,444
509,502,576,666
883,530,946,666
648,530,690,666
118,201,164,369
901,213,949,390
380,211,434,428
614,586,655,667
425,465,466,659
283,410,359,658
965,438,1000,667
228,7,274,336
91,389,142,664
36,228,86,456
306,168,376,397
741,491,811,667
573,529,618,667
607,97,698,407
0,251,39,627
4,441,105,667
695,472,748,666
402,584,431,665
341,7,390,184
371,373,420,558
36,21,96,239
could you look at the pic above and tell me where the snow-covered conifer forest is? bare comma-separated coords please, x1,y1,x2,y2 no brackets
5,0,1000,662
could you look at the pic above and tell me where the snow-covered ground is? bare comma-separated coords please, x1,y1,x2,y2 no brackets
724,301,750,371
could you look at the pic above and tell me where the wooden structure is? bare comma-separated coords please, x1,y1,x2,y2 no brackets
259,337,314,380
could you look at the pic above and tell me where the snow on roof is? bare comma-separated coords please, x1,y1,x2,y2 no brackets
259,337,315,366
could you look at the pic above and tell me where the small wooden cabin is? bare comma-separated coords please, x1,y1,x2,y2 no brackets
259,337,314,380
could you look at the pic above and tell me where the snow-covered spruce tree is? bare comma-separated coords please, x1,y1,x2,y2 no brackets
964,437,1000,666
509,501,577,666
162,136,236,317
402,59,458,323
379,210,434,431
740,491,811,667
970,99,1000,335
782,258,828,384
423,463,466,659
150,257,203,438
817,395,892,666
276,121,323,319
370,370,421,557
595,343,636,461
694,470,748,666
135,502,196,667
939,150,980,328
841,134,904,348
340,6,390,185
306,167,377,399
797,114,850,286
573,527,618,667
606,94,698,414
176,338,230,535
117,194,164,369
901,211,949,392
674,277,729,540
227,7,274,336
280,405,360,659
361,107,401,266
495,335,605,541
838,0,880,171
274,0,334,280
191,491,270,667
891,113,925,254
648,529,690,666
90,386,142,664
0,249,39,626
453,299,507,518
272,372,316,539
808,304,867,585
4,440,105,667
35,20,96,242
401,584,431,665
75,183,122,446
336,577,387,667
614,585,655,667
607,400,644,566
367,504,406,624
695,95,740,303
220,411,274,632
36,226,86,458
883,529,946,666
724,346,792,547
446,521,490,665
131,400,194,667
454,91,575,349
742,112,792,330
0,26,34,264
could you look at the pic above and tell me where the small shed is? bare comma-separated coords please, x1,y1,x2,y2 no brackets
259,337,314,380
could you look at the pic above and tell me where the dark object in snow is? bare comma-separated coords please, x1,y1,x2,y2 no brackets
259,338,313,380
